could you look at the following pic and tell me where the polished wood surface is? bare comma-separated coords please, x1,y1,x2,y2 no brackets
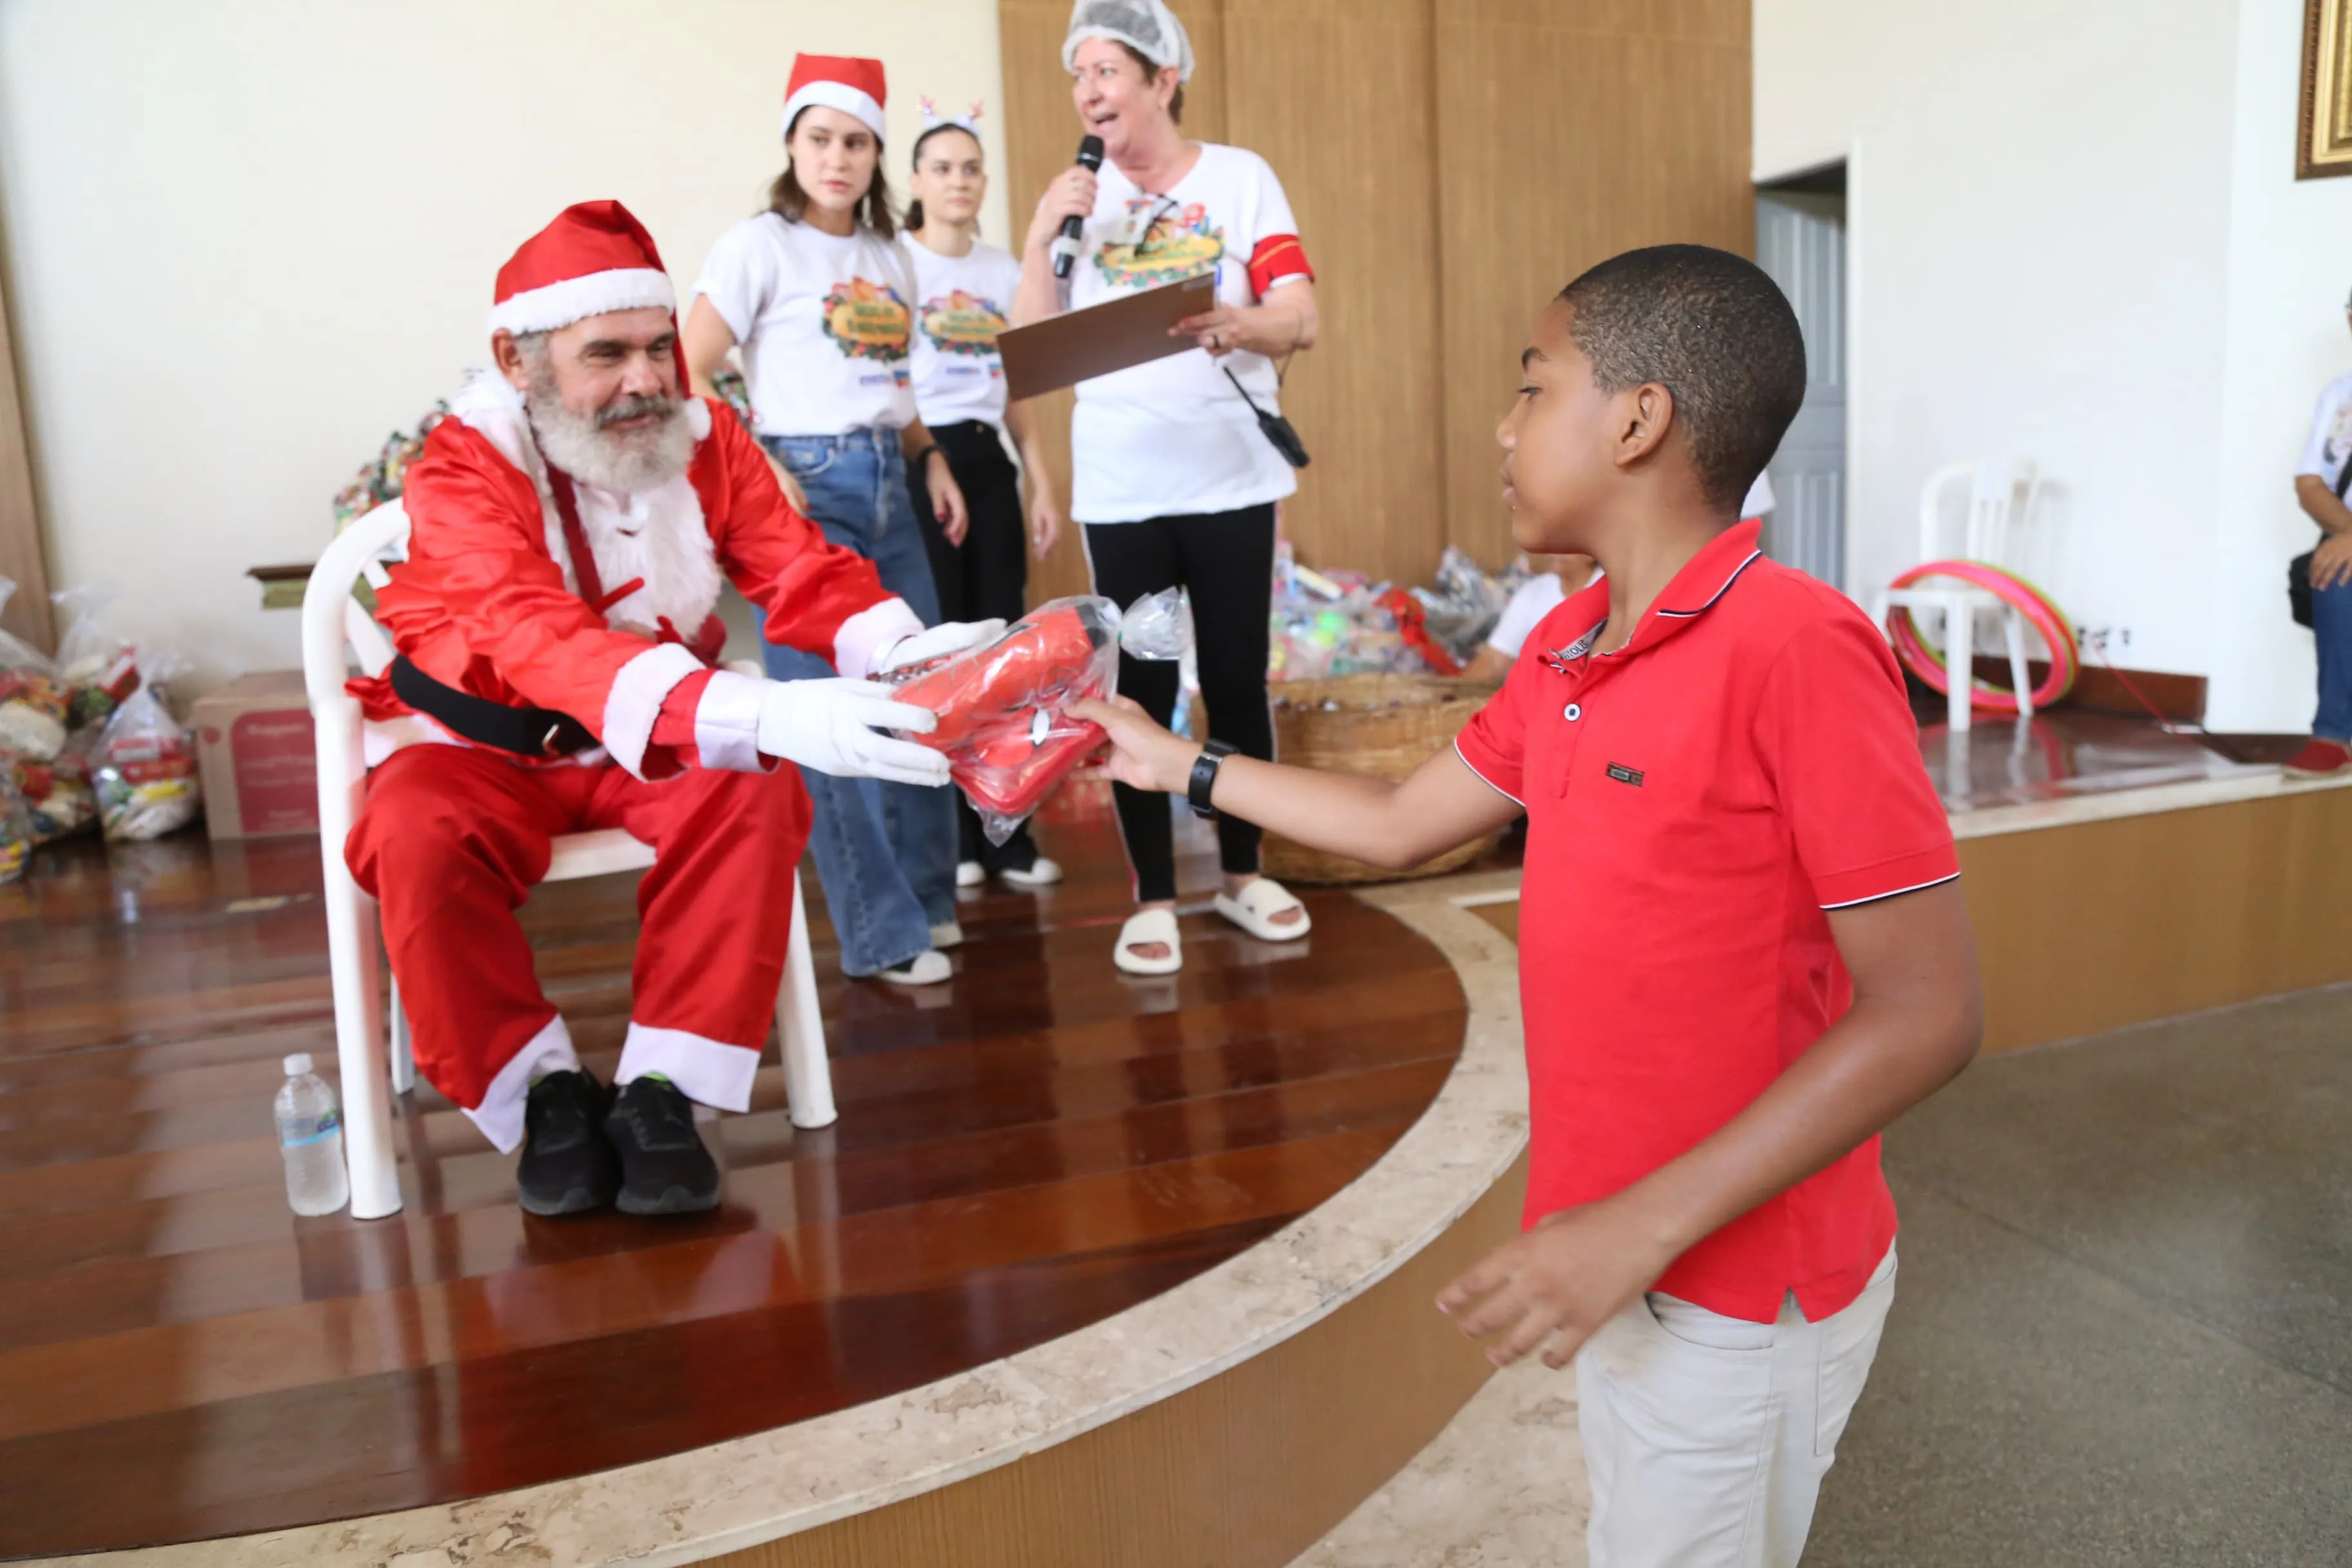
1435,0,1755,567
0,786,1465,1556
712,1150,1529,1568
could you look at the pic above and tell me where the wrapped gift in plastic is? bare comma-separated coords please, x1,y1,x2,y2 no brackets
52,585,140,731
93,649,202,841
0,576,68,761
1409,546,1518,666
0,761,28,885
17,734,97,844
887,591,1189,844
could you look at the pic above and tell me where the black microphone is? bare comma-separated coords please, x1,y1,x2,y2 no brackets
1051,135,1105,280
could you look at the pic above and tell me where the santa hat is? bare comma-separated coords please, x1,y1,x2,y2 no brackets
783,54,889,142
487,201,690,396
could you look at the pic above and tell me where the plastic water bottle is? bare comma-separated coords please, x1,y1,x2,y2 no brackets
275,1053,349,1216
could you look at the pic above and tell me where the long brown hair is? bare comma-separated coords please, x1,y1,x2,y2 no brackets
769,110,897,237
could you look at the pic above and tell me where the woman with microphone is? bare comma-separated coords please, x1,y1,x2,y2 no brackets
900,103,1068,890
684,54,983,987
1013,0,1321,976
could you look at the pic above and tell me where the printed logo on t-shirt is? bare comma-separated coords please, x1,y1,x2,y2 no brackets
920,289,1009,378
2329,397,2352,467
821,278,912,362
1095,197,1224,289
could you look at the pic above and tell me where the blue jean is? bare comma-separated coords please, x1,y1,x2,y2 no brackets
2317,574,2352,742
757,428,957,976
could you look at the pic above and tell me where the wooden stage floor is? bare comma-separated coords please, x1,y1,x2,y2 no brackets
0,785,1467,1557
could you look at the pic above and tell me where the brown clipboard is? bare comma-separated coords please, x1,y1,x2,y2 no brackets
997,272,1216,402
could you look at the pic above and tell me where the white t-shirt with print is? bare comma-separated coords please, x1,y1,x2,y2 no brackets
2298,371,2352,493
1066,142,1306,524
692,214,916,437
899,233,1022,431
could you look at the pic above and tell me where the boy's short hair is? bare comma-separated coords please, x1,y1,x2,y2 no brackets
1558,245,1807,513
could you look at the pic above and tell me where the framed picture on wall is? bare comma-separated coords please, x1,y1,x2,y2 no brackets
2301,0,2352,177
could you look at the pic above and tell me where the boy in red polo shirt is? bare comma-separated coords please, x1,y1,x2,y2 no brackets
1075,244,1981,1567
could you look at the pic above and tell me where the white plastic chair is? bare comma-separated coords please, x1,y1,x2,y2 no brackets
1872,459,2044,734
302,501,834,1221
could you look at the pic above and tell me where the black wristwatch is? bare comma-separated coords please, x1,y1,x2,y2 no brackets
1188,740,1237,819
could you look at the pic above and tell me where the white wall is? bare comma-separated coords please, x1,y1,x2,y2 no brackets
2209,0,2352,730
1756,0,2330,727
0,0,1005,692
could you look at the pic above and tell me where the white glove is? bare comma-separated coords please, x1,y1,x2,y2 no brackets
876,618,1008,676
755,678,950,787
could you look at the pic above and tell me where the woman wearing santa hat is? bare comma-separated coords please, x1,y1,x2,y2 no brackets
685,55,972,987
1012,0,1320,975
899,100,1068,892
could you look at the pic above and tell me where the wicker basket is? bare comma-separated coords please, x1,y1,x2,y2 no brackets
1259,673,1506,886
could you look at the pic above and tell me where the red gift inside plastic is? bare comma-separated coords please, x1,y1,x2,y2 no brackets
887,598,1122,823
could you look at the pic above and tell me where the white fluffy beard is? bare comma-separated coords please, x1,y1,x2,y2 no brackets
524,371,695,496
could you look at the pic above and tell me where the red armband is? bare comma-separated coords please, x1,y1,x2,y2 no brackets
1247,233,1314,297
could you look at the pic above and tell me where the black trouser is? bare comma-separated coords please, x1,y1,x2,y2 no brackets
910,419,1040,872
1083,504,1277,904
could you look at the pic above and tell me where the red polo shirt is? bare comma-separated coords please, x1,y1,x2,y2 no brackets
1455,519,1957,1323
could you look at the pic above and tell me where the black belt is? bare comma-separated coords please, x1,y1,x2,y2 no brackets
391,656,598,758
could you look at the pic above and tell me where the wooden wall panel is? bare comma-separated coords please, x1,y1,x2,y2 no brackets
1435,0,1753,569
999,1,1229,605
0,263,51,652
1956,787,2352,1054
1222,0,1444,589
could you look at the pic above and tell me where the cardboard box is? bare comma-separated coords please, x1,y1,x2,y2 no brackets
193,672,317,839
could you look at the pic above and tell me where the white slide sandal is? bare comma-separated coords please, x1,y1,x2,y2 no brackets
1114,907,1184,975
1214,878,1313,943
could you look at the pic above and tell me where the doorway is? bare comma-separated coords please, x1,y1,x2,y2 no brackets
1755,164,1847,589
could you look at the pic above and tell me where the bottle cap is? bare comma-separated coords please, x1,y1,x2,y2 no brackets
284,1053,313,1077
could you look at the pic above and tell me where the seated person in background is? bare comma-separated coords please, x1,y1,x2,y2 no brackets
346,201,996,1218
1076,245,1980,1568
1462,472,1772,681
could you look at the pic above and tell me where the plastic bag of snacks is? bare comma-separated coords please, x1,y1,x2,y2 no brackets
1267,545,1434,681
333,403,450,527
93,648,202,841
51,584,141,731
1409,547,1514,667
0,759,30,885
16,734,97,844
886,591,1190,845
0,576,68,761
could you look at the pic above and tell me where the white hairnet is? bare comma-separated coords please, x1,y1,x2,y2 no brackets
1063,0,1195,85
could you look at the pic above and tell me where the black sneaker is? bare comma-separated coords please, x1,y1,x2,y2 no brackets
516,1068,620,1217
605,1077,721,1215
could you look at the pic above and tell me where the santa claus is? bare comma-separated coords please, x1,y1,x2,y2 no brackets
345,201,1001,1217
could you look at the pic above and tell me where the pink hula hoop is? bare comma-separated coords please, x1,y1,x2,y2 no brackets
1885,560,2077,714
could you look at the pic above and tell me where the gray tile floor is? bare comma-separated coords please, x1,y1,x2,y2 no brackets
1810,982,2352,1566
1294,981,2352,1567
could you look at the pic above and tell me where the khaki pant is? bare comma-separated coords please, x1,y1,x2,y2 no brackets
1576,1244,1898,1567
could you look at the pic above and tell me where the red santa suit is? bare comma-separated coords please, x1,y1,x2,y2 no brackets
344,201,923,1153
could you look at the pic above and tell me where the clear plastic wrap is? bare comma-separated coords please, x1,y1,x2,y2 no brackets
93,649,202,841
52,584,140,731
1409,547,1514,665
887,591,1190,844
1266,544,1435,680
0,577,68,761
17,730,97,844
